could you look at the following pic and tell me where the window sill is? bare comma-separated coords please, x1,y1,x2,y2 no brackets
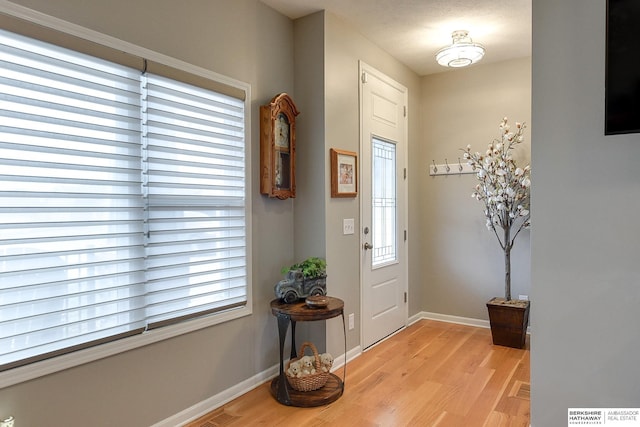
0,303,252,389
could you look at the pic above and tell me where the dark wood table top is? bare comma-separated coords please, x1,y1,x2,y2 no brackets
270,296,344,321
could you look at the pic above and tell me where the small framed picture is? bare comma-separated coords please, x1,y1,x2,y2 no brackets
330,148,357,198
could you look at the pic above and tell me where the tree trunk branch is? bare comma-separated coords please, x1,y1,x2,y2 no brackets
504,226,512,301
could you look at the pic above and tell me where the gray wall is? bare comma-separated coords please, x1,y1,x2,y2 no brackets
321,12,422,355
0,2,423,425
420,58,532,321
290,11,327,353
0,1,296,426
8,1,631,426
531,0,640,425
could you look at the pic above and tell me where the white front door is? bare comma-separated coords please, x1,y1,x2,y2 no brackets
359,62,408,349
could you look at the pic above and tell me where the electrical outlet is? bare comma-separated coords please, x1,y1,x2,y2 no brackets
348,313,355,330
343,218,355,235
519,294,529,301
1,416,15,427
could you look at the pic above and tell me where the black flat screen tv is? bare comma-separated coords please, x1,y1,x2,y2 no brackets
605,0,640,135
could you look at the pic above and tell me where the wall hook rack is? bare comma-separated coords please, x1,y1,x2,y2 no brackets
430,157,475,176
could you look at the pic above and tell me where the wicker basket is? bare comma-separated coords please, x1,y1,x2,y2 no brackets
285,341,329,392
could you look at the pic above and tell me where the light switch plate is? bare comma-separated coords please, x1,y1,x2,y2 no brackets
343,218,355,235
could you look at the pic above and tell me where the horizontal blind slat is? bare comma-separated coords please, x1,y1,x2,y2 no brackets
146,301,246,331
0,327,146,372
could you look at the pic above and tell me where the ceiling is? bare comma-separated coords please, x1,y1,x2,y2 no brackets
260,0,532,76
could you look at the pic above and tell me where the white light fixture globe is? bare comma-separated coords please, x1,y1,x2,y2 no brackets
436,30,485,68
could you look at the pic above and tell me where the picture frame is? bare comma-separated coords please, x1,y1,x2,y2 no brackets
605,0,640,135
330,148,357,198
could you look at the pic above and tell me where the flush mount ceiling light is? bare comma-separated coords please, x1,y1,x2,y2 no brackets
435,30,485,68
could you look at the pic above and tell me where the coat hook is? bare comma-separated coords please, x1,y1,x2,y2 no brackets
445,158,450,172
432,160,437,173
458,157,463,172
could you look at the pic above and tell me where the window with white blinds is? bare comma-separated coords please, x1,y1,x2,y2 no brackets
0,28,248,371
143,74,247,328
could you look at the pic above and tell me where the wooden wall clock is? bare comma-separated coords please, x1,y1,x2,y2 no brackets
260,93,299,199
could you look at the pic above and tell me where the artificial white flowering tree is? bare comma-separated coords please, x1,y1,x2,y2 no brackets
462,118,531,302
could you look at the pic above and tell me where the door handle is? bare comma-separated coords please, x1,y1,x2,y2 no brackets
363,242,373,250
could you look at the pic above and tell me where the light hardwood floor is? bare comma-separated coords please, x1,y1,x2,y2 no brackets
186,319,530,427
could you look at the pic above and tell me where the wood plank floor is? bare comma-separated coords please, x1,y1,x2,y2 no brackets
185,319,530,427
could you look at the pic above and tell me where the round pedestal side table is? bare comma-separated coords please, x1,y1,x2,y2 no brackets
270,296,347,407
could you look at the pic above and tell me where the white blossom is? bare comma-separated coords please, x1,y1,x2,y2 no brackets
459,117,531,301
505,187,516,198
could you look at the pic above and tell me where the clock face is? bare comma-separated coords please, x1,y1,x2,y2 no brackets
275,113,290,149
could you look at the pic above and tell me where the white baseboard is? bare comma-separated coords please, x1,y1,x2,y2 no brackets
155,313,528,426
151,364,279,427
331,345,362,371
417,311,491,328
411,311,531,334
152,345,364,427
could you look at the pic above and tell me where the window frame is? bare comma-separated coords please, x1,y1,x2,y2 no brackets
0,2,252,389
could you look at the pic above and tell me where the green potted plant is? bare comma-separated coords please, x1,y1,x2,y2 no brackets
462,118,531,348
275,257,327,303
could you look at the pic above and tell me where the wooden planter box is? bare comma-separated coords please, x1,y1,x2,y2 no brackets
486,297,530,349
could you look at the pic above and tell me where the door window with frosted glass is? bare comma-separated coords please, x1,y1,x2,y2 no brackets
371,137,396,266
